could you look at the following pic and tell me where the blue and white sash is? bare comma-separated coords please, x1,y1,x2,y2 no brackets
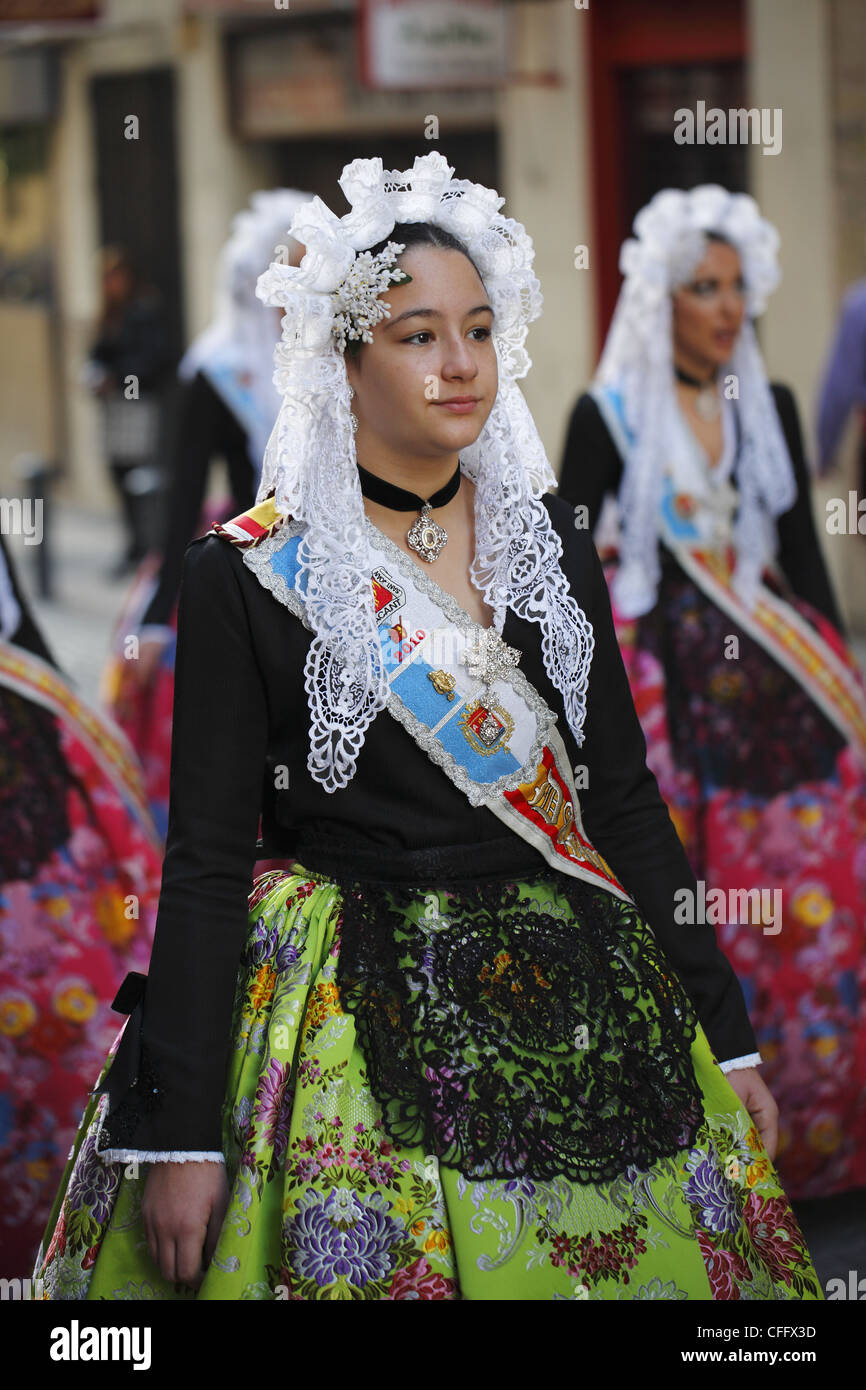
226,506,633,903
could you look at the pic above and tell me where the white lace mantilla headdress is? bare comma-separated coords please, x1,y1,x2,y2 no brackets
595,184,797,619
180,189,311,478
254,152,595,793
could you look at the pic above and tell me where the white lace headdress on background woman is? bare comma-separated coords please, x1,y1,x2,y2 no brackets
594,184,797,620
254,152,595,793
179,189,311,480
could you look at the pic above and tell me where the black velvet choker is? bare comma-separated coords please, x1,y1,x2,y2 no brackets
356,460,461,512
356,460,461,563
674,364,718,389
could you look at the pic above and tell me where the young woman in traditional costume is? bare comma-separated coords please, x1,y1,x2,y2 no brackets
35,157,822,1300
558,186,866,1200
101,191,309,838
0,536,161,1272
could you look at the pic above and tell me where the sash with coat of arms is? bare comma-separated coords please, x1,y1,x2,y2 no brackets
212,497,633,905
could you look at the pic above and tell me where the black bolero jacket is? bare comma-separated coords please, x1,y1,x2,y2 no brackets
98,493,758,1156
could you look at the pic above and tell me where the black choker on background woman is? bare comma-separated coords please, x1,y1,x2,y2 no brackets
356,460,461,563
674,364,721,422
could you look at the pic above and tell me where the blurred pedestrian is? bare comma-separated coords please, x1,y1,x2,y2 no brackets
84,246,170,578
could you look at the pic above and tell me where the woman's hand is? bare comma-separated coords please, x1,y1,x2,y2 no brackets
142,1160,230,1289
723,1066,779,1160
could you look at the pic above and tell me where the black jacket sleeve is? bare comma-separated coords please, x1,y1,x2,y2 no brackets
142,372,253,629
770,383,845,634
557,393,624,530
550,501,758,1064
98,533,270,1153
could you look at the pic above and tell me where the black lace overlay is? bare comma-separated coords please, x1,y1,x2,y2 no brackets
95,981,168,1152
97,1040,167,1151
334,868,704,1184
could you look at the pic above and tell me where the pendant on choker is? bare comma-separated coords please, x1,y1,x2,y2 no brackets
407,502,449,563
693,385,721,422
675,364,721,422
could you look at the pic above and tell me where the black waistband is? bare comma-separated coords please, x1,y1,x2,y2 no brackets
289,827,545,886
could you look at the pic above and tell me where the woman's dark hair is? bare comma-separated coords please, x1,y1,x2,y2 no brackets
367,220,481,276
349,222,483,358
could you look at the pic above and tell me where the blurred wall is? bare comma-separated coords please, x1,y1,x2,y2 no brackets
500,1,595,475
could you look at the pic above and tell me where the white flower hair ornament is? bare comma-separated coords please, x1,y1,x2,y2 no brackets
594,184,796,619
329,240,412,353
253,152,596,794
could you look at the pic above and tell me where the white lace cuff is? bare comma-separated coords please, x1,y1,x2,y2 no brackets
718,1052,763,1074
97,1146,225,1165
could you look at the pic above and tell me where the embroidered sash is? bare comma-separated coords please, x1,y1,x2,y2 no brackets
670,542,866,762
213,501,632,904
0,638,160,840
591,383,866,764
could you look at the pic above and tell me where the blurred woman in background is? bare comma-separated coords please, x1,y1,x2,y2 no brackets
559,185,866,1199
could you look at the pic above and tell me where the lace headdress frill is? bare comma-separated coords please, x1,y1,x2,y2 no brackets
594,184,797,620
254,153,596,794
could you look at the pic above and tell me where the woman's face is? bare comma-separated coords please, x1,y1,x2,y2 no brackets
103,263,133,305
345,245,498,460
671,239,746,372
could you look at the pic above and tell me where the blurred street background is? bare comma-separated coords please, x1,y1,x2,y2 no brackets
1,0,865,1291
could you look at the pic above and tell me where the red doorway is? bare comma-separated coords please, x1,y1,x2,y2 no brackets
586,0,747,354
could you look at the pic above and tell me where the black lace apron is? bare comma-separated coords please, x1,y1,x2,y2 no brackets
291,828,704,1185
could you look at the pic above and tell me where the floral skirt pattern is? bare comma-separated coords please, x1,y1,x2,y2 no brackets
34,868,822,1301
604,554,866,1199
0,695,161,1273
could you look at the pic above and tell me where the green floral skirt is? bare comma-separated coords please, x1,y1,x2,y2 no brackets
34,866,823,1301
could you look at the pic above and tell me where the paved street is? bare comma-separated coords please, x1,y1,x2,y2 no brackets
6,498,866,1293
